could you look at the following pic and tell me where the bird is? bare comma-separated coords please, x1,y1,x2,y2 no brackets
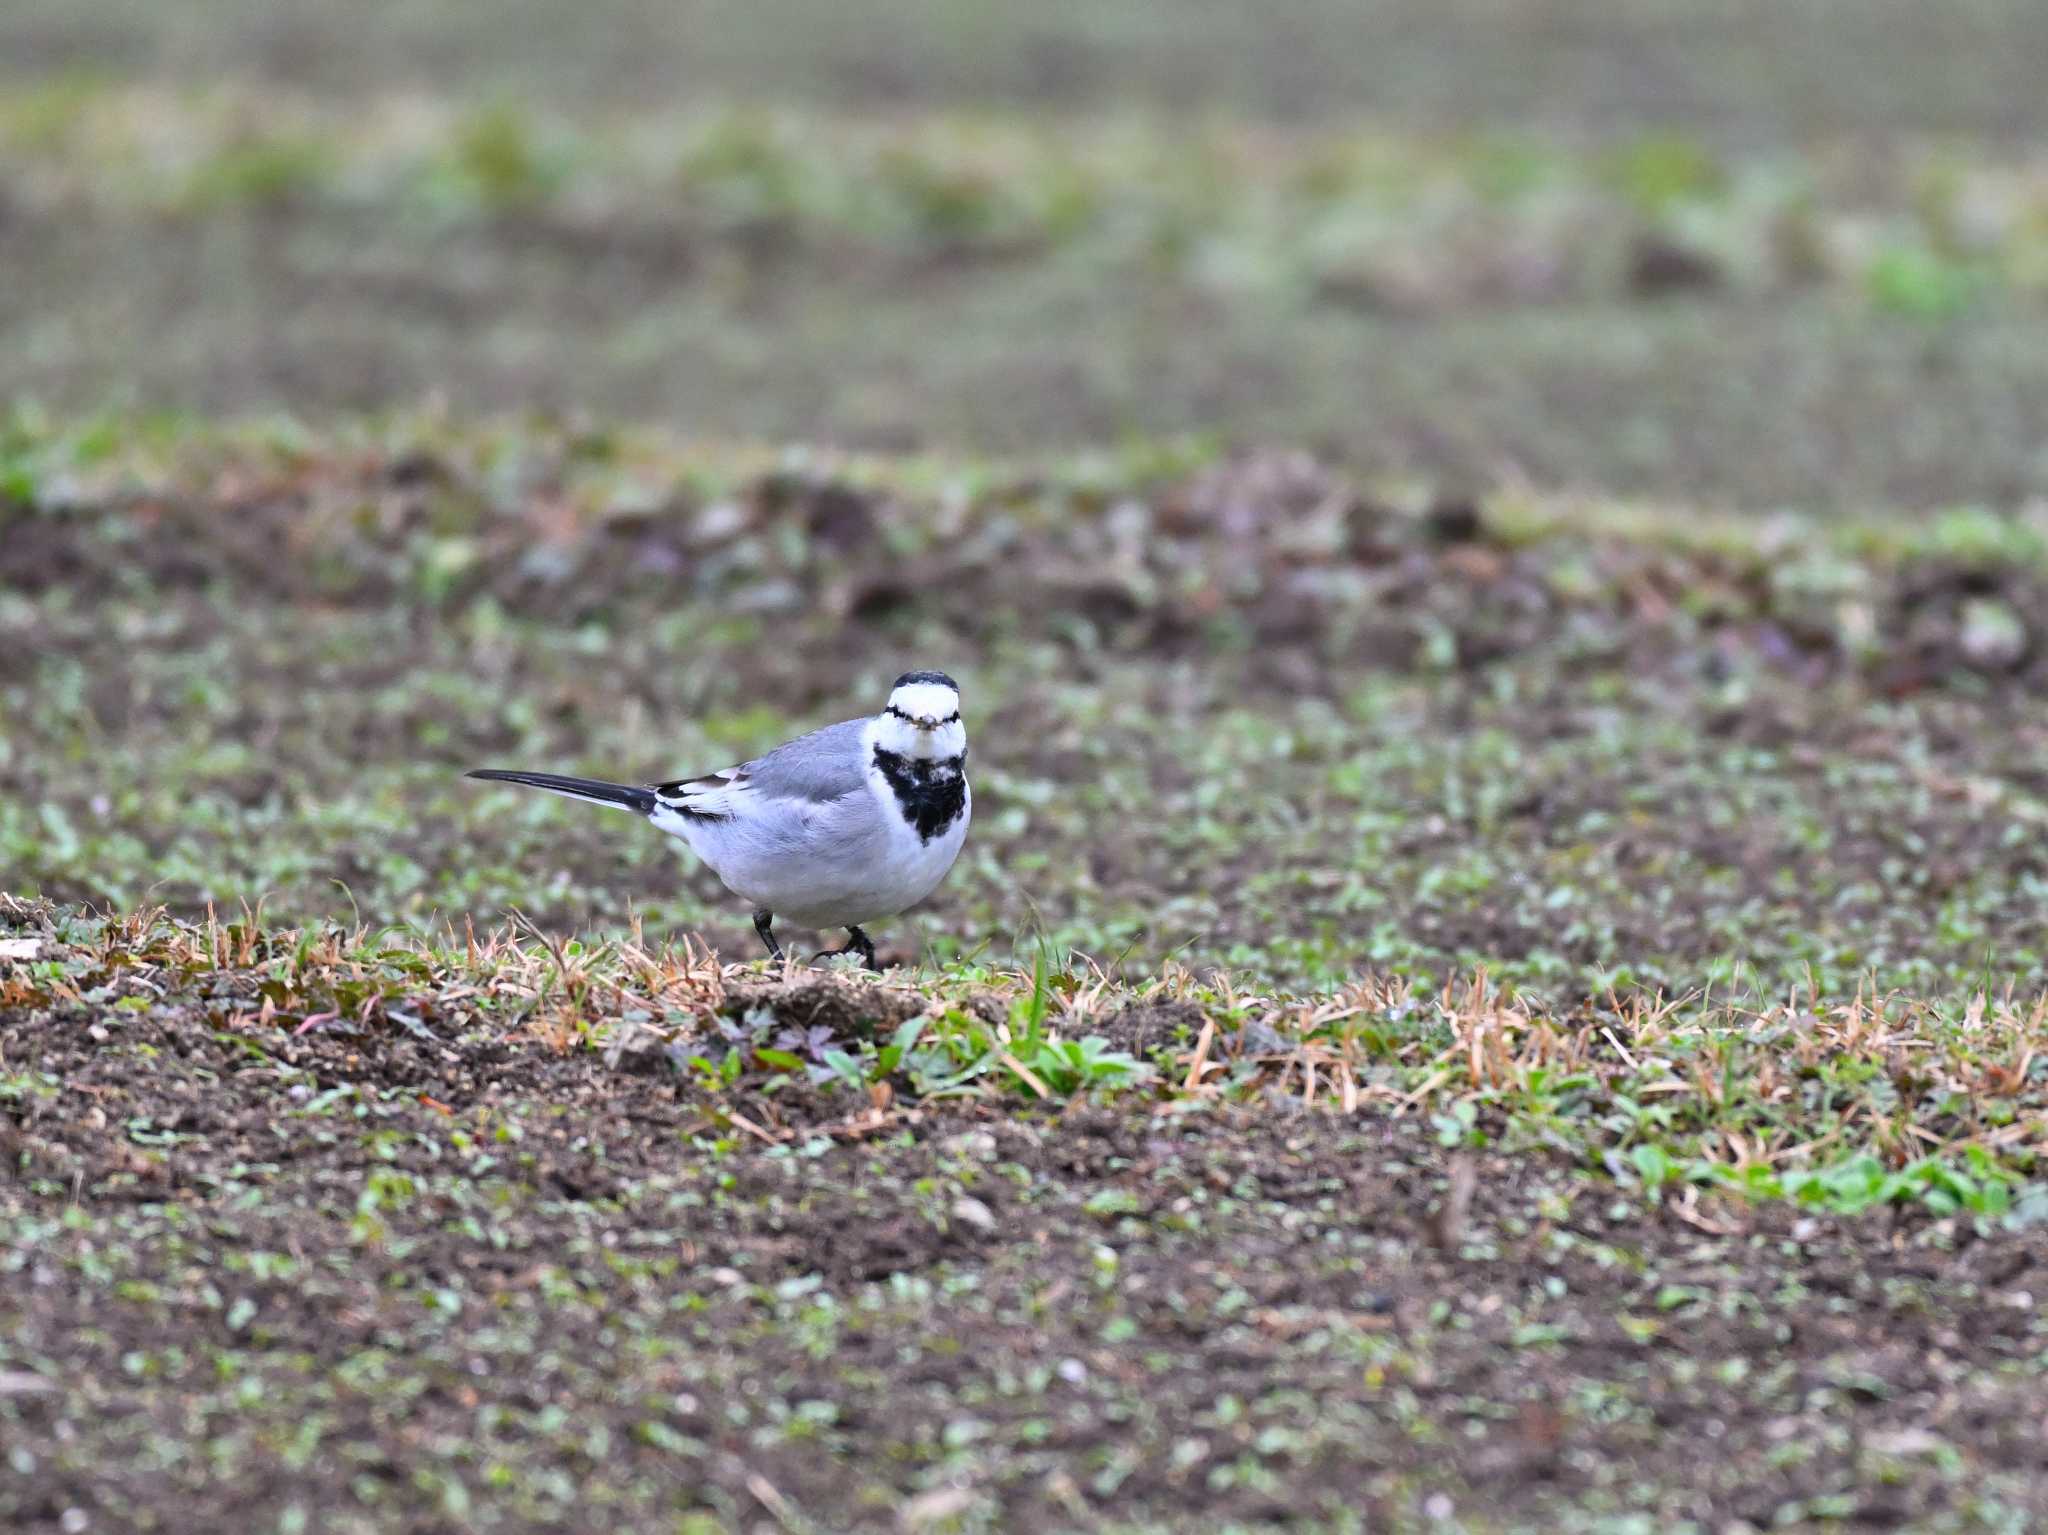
466,670,971,970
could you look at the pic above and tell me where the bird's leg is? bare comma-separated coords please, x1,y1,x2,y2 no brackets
753,909,784,962
847,926,878,971
811,925,880,971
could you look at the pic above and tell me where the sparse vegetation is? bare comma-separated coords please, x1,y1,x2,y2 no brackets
6,899,2045,1212
10,84,2048,307
5,3,2047,1530
7,421,2047,1531
5,896,2047,1531
10,81,2048,508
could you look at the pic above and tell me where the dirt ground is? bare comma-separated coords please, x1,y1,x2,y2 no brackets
6,951,2046,1534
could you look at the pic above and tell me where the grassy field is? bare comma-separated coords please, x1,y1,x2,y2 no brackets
5,4,2048,1532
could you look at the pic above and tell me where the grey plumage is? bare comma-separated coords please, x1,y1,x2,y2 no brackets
680,718,868,804
466,673,972,967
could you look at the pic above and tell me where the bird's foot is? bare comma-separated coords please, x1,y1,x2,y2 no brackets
810,927,880,971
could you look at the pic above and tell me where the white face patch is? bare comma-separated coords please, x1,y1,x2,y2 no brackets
874,680,967,762
887,681,960,728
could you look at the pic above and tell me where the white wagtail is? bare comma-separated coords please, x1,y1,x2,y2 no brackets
467,671,970,969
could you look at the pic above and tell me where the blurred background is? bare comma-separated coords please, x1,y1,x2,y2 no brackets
7,0,2048,508
5,1,2048,993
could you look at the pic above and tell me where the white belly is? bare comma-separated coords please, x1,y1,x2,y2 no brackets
666,778,969,931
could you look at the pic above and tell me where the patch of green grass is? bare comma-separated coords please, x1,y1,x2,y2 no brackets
436,99,572,212
1603,133,1727,214
174,132,334,211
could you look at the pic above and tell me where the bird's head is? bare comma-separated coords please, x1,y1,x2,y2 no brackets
876,669,965,760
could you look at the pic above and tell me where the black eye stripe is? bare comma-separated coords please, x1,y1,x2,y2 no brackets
887,705,962,724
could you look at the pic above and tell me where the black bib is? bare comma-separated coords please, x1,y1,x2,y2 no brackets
872,747,967,844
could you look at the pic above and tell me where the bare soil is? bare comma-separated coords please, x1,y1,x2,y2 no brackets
6,970,2046,1532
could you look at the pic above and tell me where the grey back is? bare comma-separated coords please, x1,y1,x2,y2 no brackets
739,718,870,803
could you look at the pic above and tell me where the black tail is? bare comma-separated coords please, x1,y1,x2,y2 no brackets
465,769,656,815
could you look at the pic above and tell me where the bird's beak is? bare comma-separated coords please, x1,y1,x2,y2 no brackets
915,716,941,731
